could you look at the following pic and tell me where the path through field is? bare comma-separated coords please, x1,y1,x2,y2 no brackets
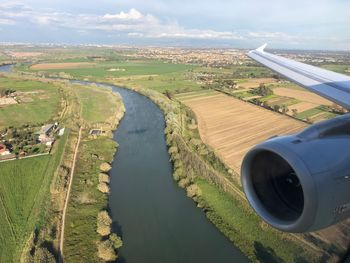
59,127,82,263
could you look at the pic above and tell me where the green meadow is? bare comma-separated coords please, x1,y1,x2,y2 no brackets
0,77,60,128
0,131,68,263
74,84,122,124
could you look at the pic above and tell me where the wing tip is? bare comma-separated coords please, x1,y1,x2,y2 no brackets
256,43,267,52
247,43,268,55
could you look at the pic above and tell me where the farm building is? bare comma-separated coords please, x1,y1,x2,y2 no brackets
0,144,10,156
38,123,58,143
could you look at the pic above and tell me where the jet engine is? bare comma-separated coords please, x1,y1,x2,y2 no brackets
241,114,350,232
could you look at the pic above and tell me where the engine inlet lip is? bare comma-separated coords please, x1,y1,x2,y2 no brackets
241,140,317,233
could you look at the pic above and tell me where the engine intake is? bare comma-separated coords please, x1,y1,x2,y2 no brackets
241,114,350,232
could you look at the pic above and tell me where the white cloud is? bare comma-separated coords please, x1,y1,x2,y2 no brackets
0,18,16,25
0,1,347,49
0,2,242,40
103,8,144,20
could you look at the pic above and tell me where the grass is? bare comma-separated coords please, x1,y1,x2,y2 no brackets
0,52,10,62
0,132,68,263
74,85,122,124
321,64,349,74
195,178,315,263
0,77,60,128
296,107,324,120
64,138,117,262
119,71,202,93
30,60,194,79
64,83,123,262
0,156,50,262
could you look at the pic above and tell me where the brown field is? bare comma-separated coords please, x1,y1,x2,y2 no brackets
273,87,333,106
288,102,317,113
180,91,307,174
0,97,17,107
30,62,95,70
237,78,277,89
266,96,294,106
10,52,43,58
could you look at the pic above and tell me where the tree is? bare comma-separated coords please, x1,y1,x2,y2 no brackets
33,247,55,263
281,105,289,114
292,109,298,117
252,84,273,96
273,105,281,112
97,211,112,236
164,90,173,99
97,240,117,261
110,233,123,249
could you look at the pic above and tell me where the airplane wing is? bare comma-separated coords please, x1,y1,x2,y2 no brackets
247,44,350,109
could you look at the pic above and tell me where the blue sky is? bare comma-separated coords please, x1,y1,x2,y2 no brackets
0,0,349,50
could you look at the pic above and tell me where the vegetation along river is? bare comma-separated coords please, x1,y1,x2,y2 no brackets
0,63,248,263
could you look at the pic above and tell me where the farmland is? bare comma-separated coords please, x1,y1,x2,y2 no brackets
28,59,195,81
0,156,49,262
0,130,68,263
73,84,124,125
0,76,61,129
31,62,96,70
176,90,307,175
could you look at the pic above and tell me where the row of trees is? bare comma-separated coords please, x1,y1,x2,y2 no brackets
0,87,15,97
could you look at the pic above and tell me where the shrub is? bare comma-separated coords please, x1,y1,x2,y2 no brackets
186,184,201,198
33,247,55,263
97,211,112,236
100,162,112,172
110,233,123,249
99,173,110,183
97,240,117,262
97,182,110,194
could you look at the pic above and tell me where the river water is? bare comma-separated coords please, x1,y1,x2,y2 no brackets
1,66,248,263
0,64,13,72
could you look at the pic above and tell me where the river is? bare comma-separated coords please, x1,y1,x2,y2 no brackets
2,66,248,263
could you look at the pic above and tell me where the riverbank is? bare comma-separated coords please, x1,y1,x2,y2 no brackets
12,77,126,262
63,83,125,262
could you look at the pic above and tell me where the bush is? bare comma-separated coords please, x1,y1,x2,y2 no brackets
33,247,55,263
99,173,110,183
110,233,123,249
97,240,117,262
97,182,110,194
186,184,201,198
97,211,112,236
100,162,112,172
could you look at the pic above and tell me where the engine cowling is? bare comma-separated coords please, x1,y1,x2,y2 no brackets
241,114,350,232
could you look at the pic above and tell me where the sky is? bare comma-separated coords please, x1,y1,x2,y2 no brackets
0,0,349,50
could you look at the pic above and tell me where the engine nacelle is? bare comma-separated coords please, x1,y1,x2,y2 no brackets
241,114,350,232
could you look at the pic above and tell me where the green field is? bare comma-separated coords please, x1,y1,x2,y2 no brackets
0,77,60,128
0,52,10,62
74,85,122,124
29,60,193,78
117,70,202,93
0,156,50,262
321,64,349,74
0,129,68,263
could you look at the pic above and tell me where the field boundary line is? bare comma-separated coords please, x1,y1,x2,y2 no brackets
58,127,82,263
0,192,16,239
